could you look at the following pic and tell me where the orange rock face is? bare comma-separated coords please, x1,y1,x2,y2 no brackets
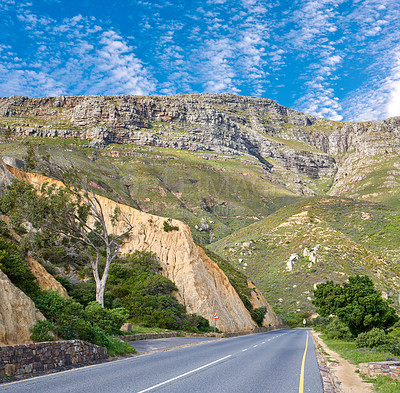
0,269,45,346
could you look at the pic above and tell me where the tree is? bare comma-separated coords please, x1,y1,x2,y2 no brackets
0,167,133,307
313,275,398,336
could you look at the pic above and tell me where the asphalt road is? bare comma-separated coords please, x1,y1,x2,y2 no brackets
130,336,218,353
0,329,323,393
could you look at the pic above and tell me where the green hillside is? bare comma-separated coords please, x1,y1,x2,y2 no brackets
0,137,300,245
208,197,400,315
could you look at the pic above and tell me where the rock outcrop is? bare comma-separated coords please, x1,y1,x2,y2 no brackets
2,94,400,195
0,94,339,181
8,167,279,332
247,280,281,326
26,255,68,297
0,269,45,346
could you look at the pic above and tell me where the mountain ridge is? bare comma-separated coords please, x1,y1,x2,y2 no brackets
1,93,400,318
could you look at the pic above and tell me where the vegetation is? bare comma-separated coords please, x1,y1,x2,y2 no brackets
106,251,211,332
31,290,134,356
313,276,398,336
312,275,400,391
0,173,133,307
0,236,42,298
250,306,268,327
163,218,179,232
209,197,400,316
319,335,400,393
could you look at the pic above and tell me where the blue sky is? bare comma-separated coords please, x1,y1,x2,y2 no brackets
1,0,399,122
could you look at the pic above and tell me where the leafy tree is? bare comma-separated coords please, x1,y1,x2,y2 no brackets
313,275,398,335
0,167,133,306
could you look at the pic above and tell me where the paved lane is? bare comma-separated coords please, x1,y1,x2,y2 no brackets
0,329,323,393
130,336,217,353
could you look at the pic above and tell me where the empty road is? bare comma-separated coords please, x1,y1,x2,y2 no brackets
0,329,323,393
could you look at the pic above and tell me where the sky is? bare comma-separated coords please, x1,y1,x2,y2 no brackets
0,0,400,122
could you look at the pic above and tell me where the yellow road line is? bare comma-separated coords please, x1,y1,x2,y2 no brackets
299,331,309,393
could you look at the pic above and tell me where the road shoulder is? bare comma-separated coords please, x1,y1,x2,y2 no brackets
311,331,373,393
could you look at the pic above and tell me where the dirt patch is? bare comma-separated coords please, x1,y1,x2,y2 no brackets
311,331,373,393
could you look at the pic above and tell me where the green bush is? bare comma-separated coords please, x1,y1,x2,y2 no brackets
325,318,352,340
386,323,400,355
356,328,388,349
163,218,179,232
251,306,268,327
106,336,136,357
85,301,128,335
107,251,210,332
30,320,55,342
33,290,123,348
0,238,41,298
313,276,398,335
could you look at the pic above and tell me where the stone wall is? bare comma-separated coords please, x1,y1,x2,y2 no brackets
0,340,108,378
359,361,400,380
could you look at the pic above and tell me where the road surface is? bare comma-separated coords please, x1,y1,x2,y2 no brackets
0,329,323,393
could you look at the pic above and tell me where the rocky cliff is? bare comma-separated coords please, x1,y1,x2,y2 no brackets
0,269,45,346
8,166,279,332
0,94,339,181
2,94,400,194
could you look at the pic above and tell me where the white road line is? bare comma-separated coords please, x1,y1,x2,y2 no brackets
253,345,258,348
262,342,265,344
136,355,232,393
242,348,248,352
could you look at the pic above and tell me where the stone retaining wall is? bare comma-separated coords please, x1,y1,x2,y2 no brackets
119,326,286,342
359,361,400,380
0,340,108,378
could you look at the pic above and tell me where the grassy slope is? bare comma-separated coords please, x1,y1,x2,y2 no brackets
208,197,400,315
0,137,301,245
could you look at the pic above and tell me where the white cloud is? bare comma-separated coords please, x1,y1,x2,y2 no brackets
386,54,400,118
91,30,155,95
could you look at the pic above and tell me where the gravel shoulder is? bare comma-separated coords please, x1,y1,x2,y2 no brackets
311,331,373,393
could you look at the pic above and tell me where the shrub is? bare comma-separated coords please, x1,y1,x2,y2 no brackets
0,238,41,298
85,301,128,335
386,323,400,355
106,336,136,357
251,306,268,327
163,218,179,232
356,328,388,349
30,320,55,342
325,318,352,340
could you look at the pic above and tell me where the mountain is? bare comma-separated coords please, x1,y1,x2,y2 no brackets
1,93,400,317
1,162,280,335
208,197,400,315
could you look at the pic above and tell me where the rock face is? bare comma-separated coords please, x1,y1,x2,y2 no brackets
0,269,45,346
0,94,339,181
26,256,68,297
2,94,400,196
247,280,282,326
9,167,280,332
